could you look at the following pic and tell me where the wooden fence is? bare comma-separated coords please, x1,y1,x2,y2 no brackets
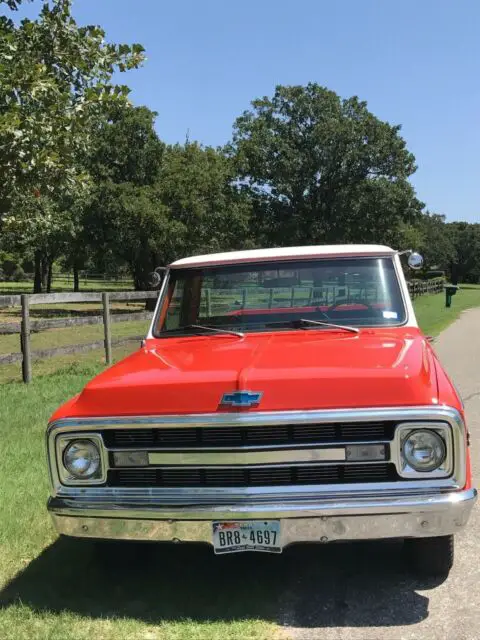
407,278,445,299
0,291,158,383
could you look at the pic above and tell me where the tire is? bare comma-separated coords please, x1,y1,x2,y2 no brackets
405,535,454,577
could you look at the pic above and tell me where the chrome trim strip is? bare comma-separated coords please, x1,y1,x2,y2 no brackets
48,405,464,430
147,267,170,339
49,489,477,543
50,480,465,502
109,439,390,453
147,447,346,466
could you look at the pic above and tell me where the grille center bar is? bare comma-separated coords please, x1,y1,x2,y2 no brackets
147,447,347,467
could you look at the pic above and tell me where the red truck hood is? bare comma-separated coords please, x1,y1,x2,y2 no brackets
54,328,439,419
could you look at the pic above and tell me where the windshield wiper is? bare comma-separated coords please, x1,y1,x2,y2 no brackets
161,324,244,338
266,318,359,334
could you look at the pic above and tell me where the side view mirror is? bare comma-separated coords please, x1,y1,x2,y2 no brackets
407,252,424,270
149,266,166,288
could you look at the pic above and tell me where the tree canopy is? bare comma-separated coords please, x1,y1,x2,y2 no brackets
0,4,478,290
231,83,423,246
0,0,145,210
0,0,145,289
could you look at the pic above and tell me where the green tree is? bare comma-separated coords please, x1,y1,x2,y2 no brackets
86,140,252,290
66,105,165,290
160,142,252,260
417,213,455,272
231,83,423,246
0,0,145,290
1,0,31,9
447,222,480,284
84,182,174,291
82,105,167,290
90,105,164,186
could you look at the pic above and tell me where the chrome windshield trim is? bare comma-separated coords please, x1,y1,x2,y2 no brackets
147,266,170,339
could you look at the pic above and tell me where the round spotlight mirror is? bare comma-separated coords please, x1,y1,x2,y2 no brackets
407,252,424,270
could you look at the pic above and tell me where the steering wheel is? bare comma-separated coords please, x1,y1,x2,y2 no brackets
312,307,330,319
327,301,374,313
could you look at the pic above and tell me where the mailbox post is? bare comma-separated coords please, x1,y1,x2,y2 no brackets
444,284,459,308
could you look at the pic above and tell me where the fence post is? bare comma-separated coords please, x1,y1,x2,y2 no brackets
290,287,295,307
268,288,274,309
21,294,32,383
205,288,212,316
242,288,247,309
102,292,112,366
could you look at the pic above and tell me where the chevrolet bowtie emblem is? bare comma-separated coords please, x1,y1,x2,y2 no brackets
220,391,263,408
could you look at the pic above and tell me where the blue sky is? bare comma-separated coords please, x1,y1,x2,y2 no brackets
13,0,480,222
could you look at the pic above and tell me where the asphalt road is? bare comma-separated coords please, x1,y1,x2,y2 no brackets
278,308,480,640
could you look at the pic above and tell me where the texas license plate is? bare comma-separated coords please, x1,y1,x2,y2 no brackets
212,520,281,554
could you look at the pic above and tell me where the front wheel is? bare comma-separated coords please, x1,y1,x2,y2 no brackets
405,535,454,577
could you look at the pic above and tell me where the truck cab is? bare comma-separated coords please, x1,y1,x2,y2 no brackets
46,245,476,576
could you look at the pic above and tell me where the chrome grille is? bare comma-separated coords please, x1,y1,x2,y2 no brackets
102,421,395,449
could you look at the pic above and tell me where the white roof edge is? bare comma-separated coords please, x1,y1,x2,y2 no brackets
170,245,396,269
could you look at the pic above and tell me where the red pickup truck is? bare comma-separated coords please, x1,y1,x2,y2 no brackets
46,245,476,576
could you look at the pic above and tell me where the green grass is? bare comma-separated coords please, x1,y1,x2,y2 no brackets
413,284,480,337
0,277,133,294
0,368,279,639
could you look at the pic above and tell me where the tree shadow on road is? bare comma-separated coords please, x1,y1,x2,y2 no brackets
0,537,442,629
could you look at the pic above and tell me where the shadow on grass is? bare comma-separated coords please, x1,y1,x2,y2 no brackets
0,537,442,628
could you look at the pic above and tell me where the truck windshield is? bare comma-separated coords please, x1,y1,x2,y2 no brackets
155,257,407,336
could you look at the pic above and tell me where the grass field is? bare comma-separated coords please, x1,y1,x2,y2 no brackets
1,286,480,638
414,284,480,336
0,276,133,294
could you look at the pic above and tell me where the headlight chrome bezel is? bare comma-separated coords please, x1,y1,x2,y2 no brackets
56,433,107,485
395,422,453,479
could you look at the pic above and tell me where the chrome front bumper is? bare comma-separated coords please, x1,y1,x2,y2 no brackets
48,488,477,546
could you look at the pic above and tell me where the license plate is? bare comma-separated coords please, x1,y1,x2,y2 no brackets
212,520,282,554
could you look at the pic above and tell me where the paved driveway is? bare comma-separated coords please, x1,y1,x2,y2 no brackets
280,308,480,639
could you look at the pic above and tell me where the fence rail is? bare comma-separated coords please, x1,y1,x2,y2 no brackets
0,290,157,382
0,289,158,308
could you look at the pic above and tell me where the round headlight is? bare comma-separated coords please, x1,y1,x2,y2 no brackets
403,430,446,472
63,439,101,479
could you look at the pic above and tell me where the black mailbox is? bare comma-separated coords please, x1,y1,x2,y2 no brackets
444,284,459,308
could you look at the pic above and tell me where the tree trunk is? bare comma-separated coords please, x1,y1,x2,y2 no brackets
33,251,42,293
46,258,53,293
41,257,48,292
73,261,80,292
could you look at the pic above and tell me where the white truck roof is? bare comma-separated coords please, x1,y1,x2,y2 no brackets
170,245,396,269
